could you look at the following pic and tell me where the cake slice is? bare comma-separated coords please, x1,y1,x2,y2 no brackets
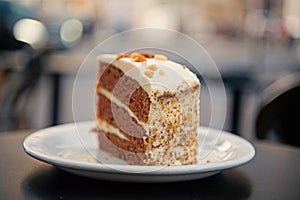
95,52,200,165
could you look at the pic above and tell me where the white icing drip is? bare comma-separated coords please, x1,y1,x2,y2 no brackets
98,54,199,97
97,119,129,141
98,88,149,135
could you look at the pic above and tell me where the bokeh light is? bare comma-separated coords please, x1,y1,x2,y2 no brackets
13,18,48,49
60,19,83,47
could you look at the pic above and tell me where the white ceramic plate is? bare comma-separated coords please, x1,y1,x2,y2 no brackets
23,121,255,183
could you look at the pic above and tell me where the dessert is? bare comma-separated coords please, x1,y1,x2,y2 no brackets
95,52,200,165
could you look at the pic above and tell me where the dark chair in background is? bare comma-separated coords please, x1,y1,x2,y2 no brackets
0,1,46,131
256,72,300,147
0,50,48,131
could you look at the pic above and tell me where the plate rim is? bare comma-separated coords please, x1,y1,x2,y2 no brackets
23,121,256,175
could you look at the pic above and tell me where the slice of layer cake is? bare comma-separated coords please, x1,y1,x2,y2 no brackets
95,52,200,165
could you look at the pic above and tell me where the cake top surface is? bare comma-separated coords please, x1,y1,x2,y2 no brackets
98,52,200,96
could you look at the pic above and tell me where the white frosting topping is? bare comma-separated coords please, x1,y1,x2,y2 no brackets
98,54,199,96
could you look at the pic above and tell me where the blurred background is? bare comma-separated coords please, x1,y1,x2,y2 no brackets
1,0,300,146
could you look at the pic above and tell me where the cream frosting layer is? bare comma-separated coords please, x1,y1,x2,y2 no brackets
98,54,200,97
98,87,149,135
97,118,129,141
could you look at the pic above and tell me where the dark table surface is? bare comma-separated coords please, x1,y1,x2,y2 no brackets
1,130,300,200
